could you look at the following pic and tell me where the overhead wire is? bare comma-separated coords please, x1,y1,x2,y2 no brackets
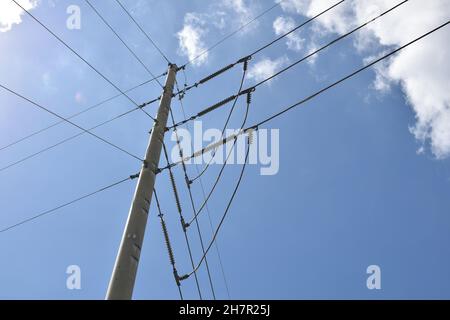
0,173,138,233
190,58,250,183
85,0,163,88
115,0,172,64
180,138,251,280
182,0,285,67
0,83,143,162
159,19,450,173
153,188,184,300
173,0,345,97
175,72,232,299
0,97,158,173
170,74,252,296
0,73,165,153
166,108,217,299
12,0,156,122
160,142,203,299
168,0,409,130
186,89,252,226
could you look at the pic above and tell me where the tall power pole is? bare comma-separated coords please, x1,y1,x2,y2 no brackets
106,64,177,300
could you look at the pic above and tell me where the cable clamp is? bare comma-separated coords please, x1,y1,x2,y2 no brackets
181,217,190,231
178,274,189,281
174,269,181,286
129,173,140,180
237,55,252,64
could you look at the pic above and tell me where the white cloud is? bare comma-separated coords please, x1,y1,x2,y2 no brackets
0,0,39,32
223,0,253,24
279,0,310,15
273,16,305,52
176,13,209,66
247,56,289,84
279,0,450,159
176,0,260,65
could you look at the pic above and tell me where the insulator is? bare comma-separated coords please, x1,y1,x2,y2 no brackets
246,91,252,105
160,216,176,267
169,170,182,214
199,63,235,85
248,129,254,145
243,59,248,72
198,95,237,117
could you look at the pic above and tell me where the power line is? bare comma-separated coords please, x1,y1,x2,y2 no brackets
174,0,345,97
251,20,450,129
115,0,172,64
85,0,164,89
0,174,137,233
0,98,157,173
0,75,164,153
182,0,285,67
168,103,217,299
253,0,408,88
186,89,252,226
0,83,143,162
171,77,251,297
153,188,184,300
160,144,204,299
190,60,249,183
180,140,250,280
160,20,450,173
249,0,345,56
175,75,232,299
168,0,409,130
12,0,155,121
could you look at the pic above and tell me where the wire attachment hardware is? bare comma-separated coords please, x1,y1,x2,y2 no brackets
129,173,140,180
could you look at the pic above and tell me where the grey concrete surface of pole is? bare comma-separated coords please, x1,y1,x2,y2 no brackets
106,64,177,300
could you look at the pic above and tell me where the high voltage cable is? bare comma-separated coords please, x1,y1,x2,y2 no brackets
251,20,450,129
170,78,252,295
190,59,249,183
182,0,285,67
160,20,450,172
160,144,203,299
12,0,156,122
88,0,240,296
167,110,217,300
175,0,345,96
249,0,345,56
168,0,408,130
115,0,172,64
0,74,164,153
85,0,164,89
0,99,157,173
0,174,137,233
186,90,252,226
153,188,184,300
180,141,250,280
253,0,408,88
175,75,232,299
0,83,143,162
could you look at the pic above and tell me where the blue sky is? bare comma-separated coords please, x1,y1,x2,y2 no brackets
0,0,449,299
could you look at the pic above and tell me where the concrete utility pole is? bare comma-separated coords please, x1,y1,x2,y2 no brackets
106,64,177,300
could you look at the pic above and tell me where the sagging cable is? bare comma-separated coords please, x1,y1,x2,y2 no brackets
154,189,184,299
